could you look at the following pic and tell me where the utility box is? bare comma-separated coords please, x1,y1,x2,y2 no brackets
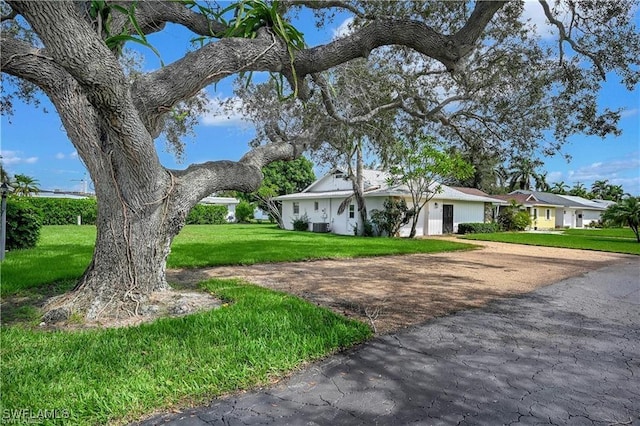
312,222,330,233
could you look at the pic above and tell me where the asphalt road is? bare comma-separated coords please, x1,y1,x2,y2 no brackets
138,260,640,425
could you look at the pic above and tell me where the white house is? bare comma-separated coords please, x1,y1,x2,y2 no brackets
274,169,503,236
510,190,609,228
199,196,240,222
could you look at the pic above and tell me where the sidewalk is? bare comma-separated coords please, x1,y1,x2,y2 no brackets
137,260,640,425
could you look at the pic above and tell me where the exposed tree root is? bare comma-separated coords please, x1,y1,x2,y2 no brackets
41,288,222,329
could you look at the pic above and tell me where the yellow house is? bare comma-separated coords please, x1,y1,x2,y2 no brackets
493,193,561,230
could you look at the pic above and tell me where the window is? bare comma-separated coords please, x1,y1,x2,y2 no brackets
348,204,355,219
533,208,537,219
546,209,551,220
314,201,319,211
293,202,299,215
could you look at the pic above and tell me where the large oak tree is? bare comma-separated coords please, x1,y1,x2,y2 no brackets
1,0,638,321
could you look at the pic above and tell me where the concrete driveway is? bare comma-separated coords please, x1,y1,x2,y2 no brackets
139,260,640,425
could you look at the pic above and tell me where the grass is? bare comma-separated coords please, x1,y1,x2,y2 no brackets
168,224,474,267
0,224,471,424
2,224,474,297
461,228,640,255
562,227,637,239
1,279,371,425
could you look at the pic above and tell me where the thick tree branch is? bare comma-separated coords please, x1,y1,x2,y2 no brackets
1,35,65,92
452,1,507,48
126,0,227,38
10,1,128,105
8,1,168,197
133,2,506,123
284,0,366,18
175,130,312,206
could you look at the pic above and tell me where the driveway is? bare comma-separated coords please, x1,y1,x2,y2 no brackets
141,259,640,425
168,240,634,334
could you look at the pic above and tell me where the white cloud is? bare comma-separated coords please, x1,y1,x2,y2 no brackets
520,1,557,40
54,151,78,160
567,156,640,182
620,108,639,118
609,176,640,196
0,150,38,165
200,96,247,127
546,171,563,183
332,17,355,40
564,155,640,194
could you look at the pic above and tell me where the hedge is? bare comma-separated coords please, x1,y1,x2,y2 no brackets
22,197,97,225
186,204,228,224
457,222,500,234
6,198,43,250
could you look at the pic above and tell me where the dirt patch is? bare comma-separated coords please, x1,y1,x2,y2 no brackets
167,239,636,334
2,289,221,330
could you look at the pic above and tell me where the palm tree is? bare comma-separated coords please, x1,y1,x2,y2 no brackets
11,174,40,196
507,157,544,191
569,181,589,198
534,172,550,192
550,181,569,195
590,179,609,199
602,197,640,242
605,184,624,202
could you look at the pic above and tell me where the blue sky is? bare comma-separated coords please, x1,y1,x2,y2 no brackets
1,2,639,195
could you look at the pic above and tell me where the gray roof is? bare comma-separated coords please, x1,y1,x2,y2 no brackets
368,183,503,204
510,190,606,210
274,190,354,200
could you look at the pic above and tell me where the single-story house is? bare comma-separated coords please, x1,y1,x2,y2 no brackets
274,169,503,236
199,196,240,222
35,190,93,199
510,190,608,228
490,193,562,230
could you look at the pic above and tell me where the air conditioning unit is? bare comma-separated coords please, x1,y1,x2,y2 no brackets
312,222,330,233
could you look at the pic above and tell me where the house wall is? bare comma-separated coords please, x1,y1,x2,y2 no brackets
281,197,363,235
531,207,555,230
427,200,485,235
555,207,565,228
581,209,603,227
280,199,314,231
562,208,577,228
283,197,489,236
312,172,353,192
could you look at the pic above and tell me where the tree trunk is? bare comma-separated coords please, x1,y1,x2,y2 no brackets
43,184,186,322
353,141,368,234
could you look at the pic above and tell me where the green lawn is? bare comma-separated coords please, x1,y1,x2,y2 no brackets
1,279,371,425
1,224,472,425
562,227,637,239
461,228,640,255
2,224,474,296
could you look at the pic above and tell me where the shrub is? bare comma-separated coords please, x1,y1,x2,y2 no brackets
292,214,310,231
5,198,43,250
512,211,532,231
21,197,97,225
235,201,255,223
457,222,500,234
186,204,228,224
498,201,532,231
370,198,413,237
362,219,375,237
